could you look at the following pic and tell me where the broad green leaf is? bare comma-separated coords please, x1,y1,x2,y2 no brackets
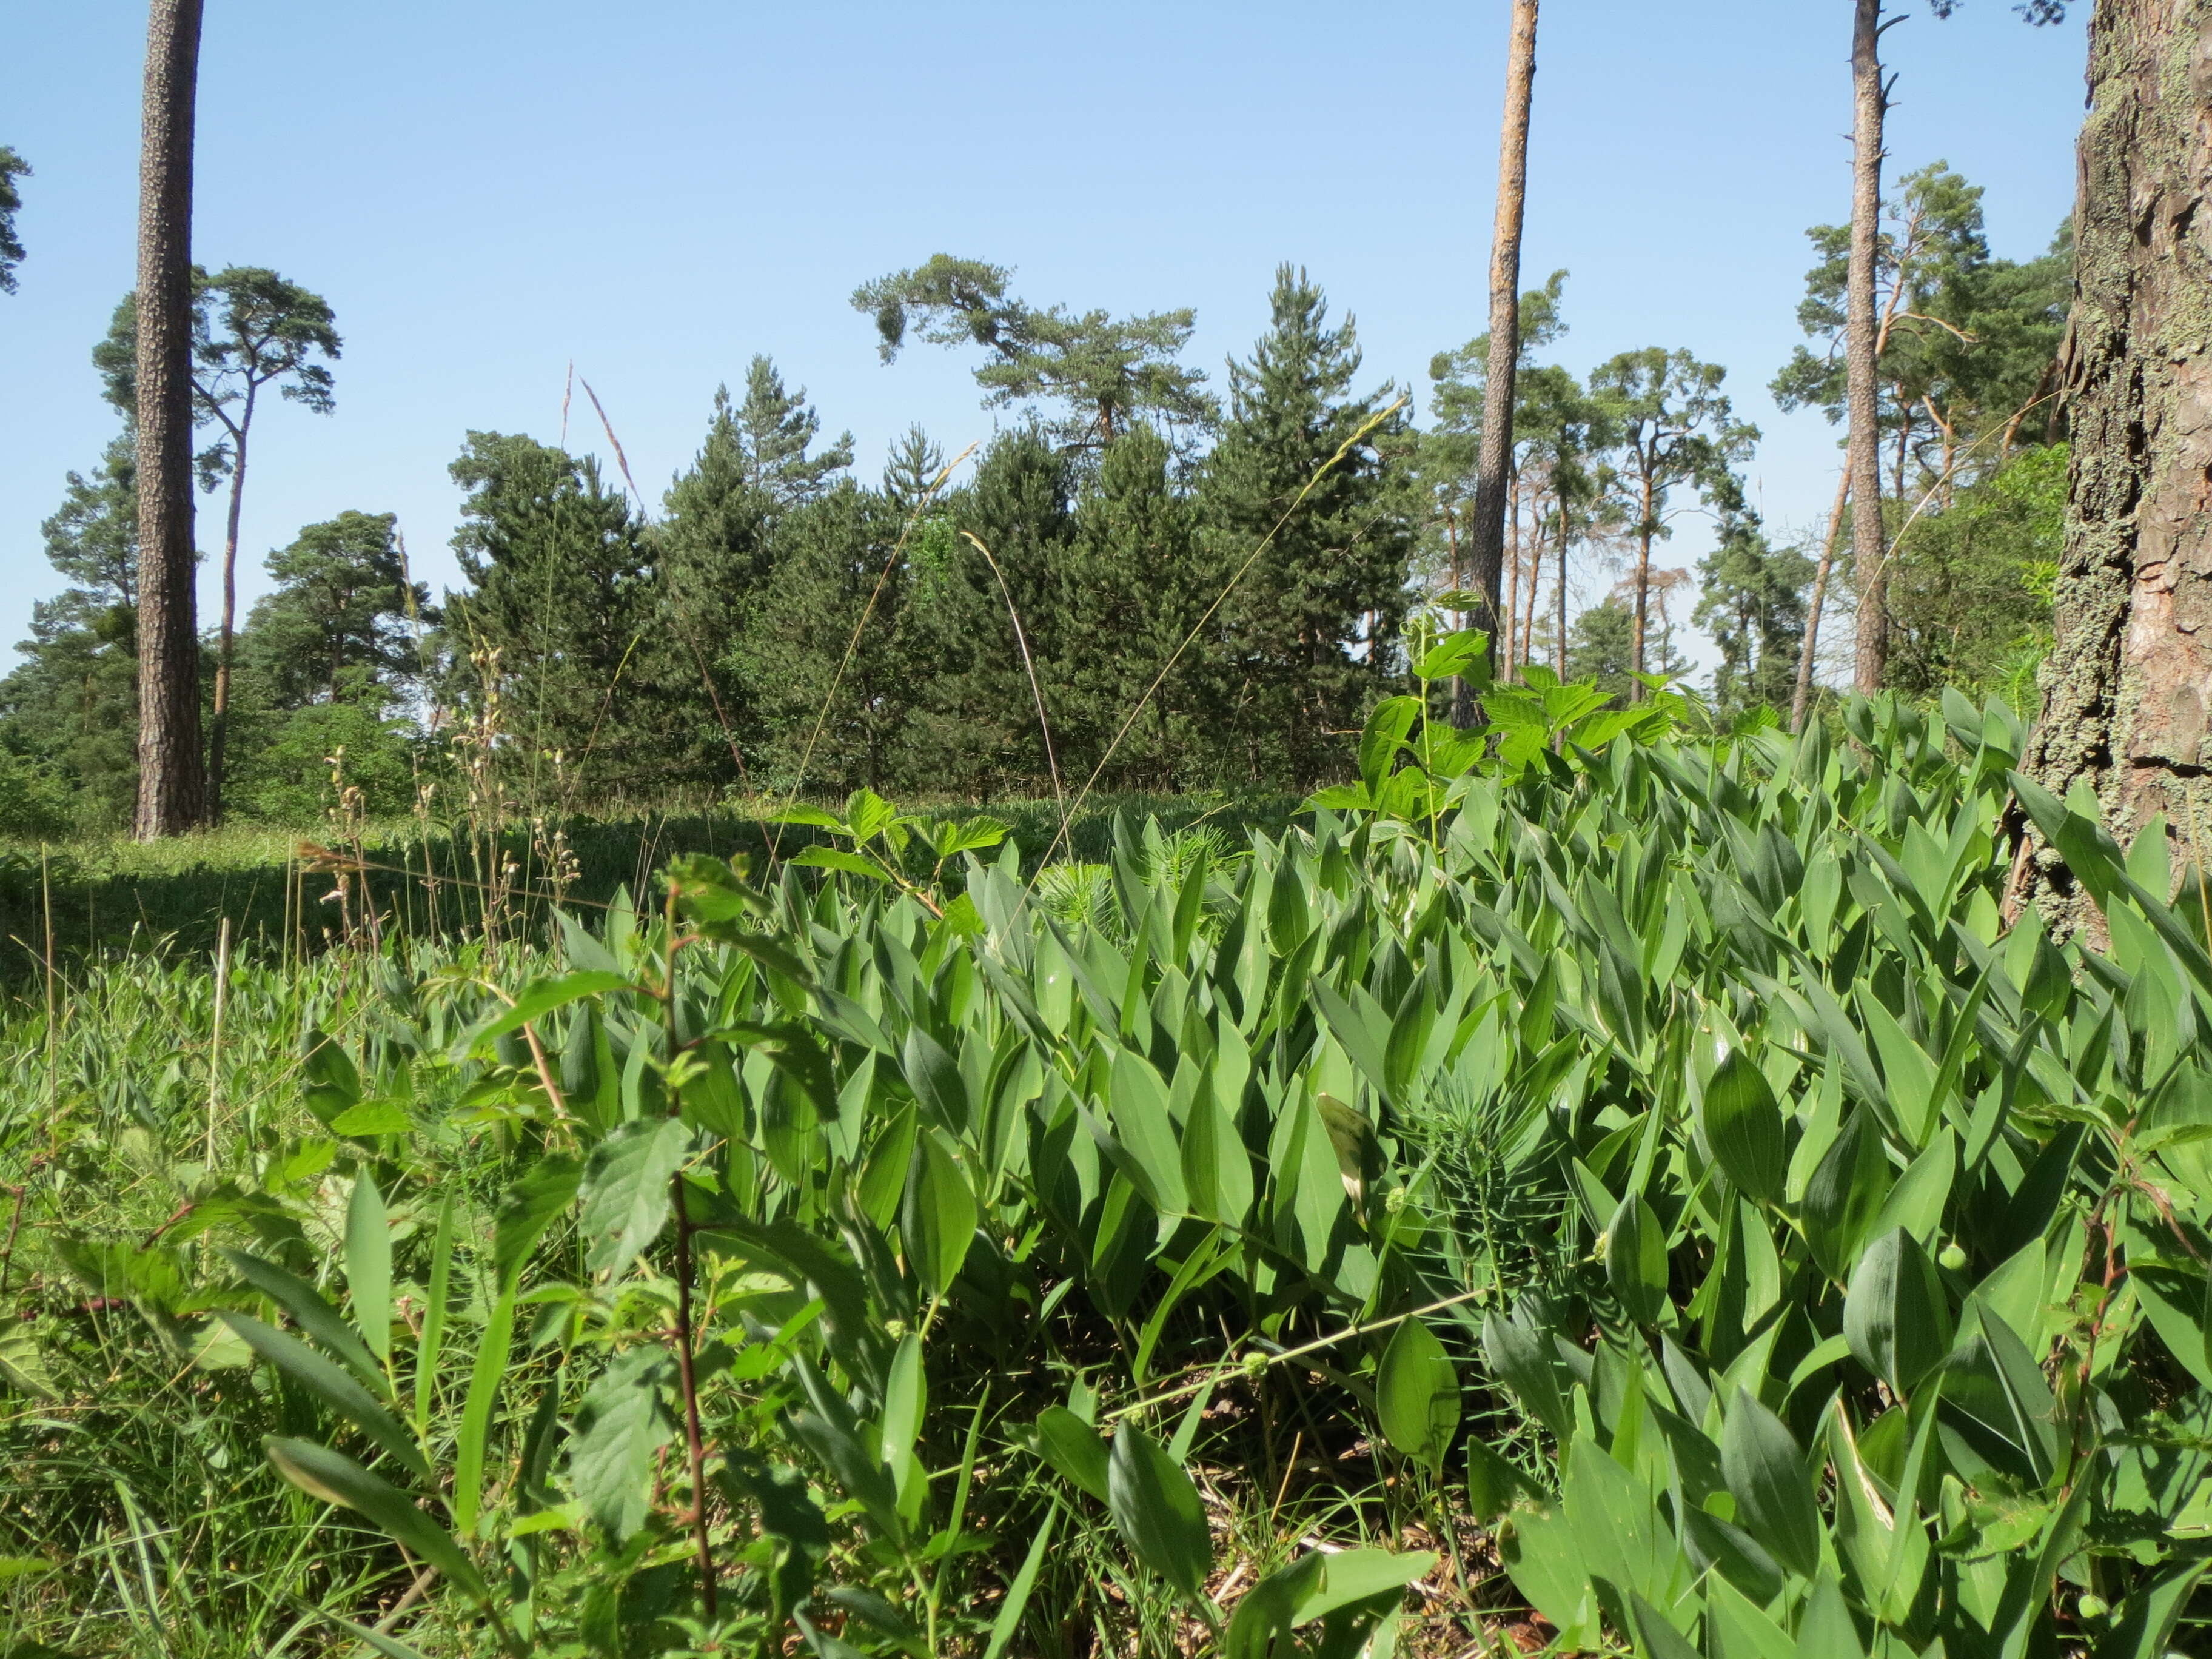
1944,1310,2059,1484
1375,1317,1460,1470
1869,1128,1954,1245
1607,1195,1670,1325
787,1355,903,1541
1107,1426,1212,1600
1858,988,1940,1147
1225,1552,1324,1659
1720,1387,1822,1580
1312,980,1393,1105
880,1331,926,1501
264,1436,484,1601
1033,1406,1111,1503
344,1173,392,1367
1702,1048,1787,1204
1702,1573,1799,1659
1108,1047,1188,1215
1296,1546,1438,1620
1180,1082,1253,1225
902,1128,977,1296
900,1024,968,1131
218,1315,428,1481
578,1116,691,1278
1484,1305,1571,1442
1498,1504,1599,1648
1466,1437,1530,1523
568,1346,675,1543
1801,1109,1891,1281
456,970,633,1056
789,846,890,881
1628,1592,1702,1659
1844,1227,1952,1396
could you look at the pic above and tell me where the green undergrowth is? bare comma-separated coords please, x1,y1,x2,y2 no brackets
0,791,1299,986
5,642,2212,1657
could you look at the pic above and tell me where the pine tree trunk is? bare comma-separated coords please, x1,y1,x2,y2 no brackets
1791,471,1853,732
1503,474,1521,677
2023,0,2212,925
1847,0,1890,697
1555,513,1568,671
207,412,247,825
1462,0,1539,721
1631,475,1654,698
132,0,206,839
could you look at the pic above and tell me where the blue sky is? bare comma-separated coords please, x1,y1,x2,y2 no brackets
2,2,2086,675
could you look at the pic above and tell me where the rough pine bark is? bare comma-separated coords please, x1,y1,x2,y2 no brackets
1847,0,1891,695
1463,0,1539,720
133,0,206,838
2024,0,2212,927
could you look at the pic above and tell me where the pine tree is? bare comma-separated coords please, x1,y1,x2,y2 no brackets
438,432,666,802
907,426,1077,792
0,146,30,295
655,390,777,785
854,255,1216,448
882,425,946,513
0,436,144,827
1692,478,1812,718
226,510,423,820
1196,266,1414,787
730,355,853,507
734,483,923,794
1054,424,1209,791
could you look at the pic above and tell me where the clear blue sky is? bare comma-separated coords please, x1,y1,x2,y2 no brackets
2,1,2086,675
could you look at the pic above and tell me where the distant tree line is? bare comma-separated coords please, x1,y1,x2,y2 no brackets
0,167,2066,835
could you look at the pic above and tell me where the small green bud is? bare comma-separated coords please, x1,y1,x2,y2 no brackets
2077,1595,2109,1621
1939,1242,1967,1271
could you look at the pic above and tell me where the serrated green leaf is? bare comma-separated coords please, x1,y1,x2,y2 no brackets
579,1116,691,1278
568,1346,675,1543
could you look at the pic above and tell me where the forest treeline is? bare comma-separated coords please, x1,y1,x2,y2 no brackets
0,163,2067,836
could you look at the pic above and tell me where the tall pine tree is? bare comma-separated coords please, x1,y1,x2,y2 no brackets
1196,266,1413,787
438,432,666,802
1055,424,1209,791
